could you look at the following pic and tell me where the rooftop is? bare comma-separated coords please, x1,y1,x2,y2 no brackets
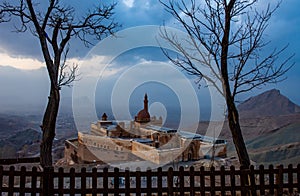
133,138,153,144
146,125,177,133
179,131,226,144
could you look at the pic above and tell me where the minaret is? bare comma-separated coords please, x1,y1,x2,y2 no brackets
144,93,148,112
135,93,150,123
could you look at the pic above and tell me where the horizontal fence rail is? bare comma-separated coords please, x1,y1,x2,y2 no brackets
0,164,300,195
0,157,40,165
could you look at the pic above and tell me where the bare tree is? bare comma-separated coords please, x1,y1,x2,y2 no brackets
0,0,118,167
160,0,294,168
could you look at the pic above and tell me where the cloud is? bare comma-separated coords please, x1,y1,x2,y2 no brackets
115,0,172,28
123,0,135,8
0,51,44,70
0,0,299,117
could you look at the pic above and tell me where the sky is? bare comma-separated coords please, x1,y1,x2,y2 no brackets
0,0,299,128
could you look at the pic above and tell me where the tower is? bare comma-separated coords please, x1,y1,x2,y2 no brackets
135,93,150,123
144,93,148,112
101,113,108,121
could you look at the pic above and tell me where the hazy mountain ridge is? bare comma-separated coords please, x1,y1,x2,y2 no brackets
0,65,72,114
238,89,300,119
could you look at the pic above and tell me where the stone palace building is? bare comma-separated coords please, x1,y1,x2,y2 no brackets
64,94,227,165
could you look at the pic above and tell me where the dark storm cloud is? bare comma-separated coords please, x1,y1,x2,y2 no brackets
0,0,299,107
0,0,172,60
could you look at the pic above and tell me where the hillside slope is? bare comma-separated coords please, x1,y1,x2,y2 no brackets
196,89,300,166
0,128,41,159
246,122,300,165
238,89,300,119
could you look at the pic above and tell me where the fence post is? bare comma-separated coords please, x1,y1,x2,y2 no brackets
189,166,195,196
80,167,87,195
147,168,152,196
70,167,76,196
240,166,250,196
30,167,38,195
113,167,120,196
210,166,215,196
276,165,283,195
288,164,293,194
230,165,236,196
42,166,54,196
220,166,225,196
167,167,174,195
249,165,257,196
179,166,184,196
0,166,3,196
20,166,26,196
157,167,163,196
297,164,300,194
258,165,265,195
269,165,275,195
92,167,97,196
8,166,15,196
136,167,141,196
57,167,64,196
103,167,108,196
200,166,205,196
125,168,130,196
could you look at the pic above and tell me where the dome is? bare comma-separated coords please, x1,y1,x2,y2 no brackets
101,113,108,121
136,109,150,123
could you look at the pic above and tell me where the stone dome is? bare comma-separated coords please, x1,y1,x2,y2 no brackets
136,109,150,123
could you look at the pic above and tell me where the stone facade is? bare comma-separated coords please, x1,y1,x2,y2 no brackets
65,119,227,165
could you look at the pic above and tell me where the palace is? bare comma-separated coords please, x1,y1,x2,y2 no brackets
64,94,227,165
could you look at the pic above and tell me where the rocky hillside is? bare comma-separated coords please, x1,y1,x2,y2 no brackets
196,89,300,166
238,89,300,119
0,128,41,158
245,122,300,165
228,89,300,166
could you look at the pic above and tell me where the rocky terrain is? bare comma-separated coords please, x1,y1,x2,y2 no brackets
0,113,77,161
196,89,300,166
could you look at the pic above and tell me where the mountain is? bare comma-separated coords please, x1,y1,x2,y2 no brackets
194,89,300,166
223,89,300,166
238,89,300,119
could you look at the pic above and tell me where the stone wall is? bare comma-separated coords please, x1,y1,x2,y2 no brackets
64,139,79,165
77,132,132,163
131,141,183,164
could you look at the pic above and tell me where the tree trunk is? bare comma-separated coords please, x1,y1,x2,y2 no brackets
220,0,250,169
226,97,250,168
40,86,60,167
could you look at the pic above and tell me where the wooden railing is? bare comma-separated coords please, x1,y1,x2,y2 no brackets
0,164,299,195
0,157,40,165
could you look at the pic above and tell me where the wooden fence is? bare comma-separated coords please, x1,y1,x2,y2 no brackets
0,164,300,195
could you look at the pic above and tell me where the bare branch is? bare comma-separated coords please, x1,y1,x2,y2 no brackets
160,0,293,99
160,0,294,168
58,46,80,88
